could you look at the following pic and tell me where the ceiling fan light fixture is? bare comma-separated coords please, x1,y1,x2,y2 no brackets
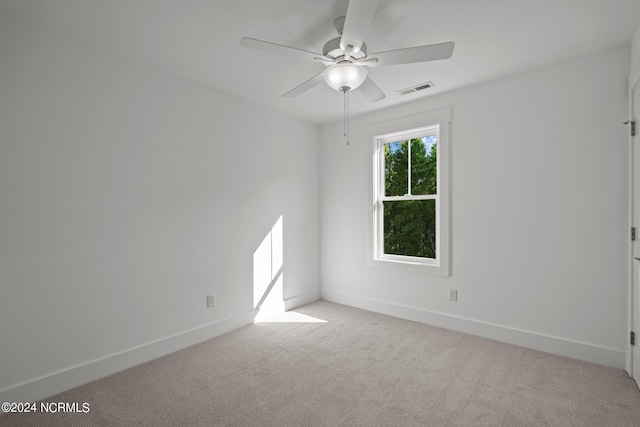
322,61,367,92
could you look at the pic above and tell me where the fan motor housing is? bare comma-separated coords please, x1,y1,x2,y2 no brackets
322,37,367,60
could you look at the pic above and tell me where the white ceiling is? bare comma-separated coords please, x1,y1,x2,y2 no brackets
1,0,639,125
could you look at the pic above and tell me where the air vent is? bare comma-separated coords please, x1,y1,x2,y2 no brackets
396,81,434,96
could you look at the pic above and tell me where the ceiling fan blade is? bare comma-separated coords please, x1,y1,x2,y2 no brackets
282,72,325,98
357,76,385,103
340,0,381,55
313,56,336,66
369,42,455,67
241,37,322,62
357,57,378,67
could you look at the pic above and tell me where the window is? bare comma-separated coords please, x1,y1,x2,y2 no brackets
372,110,450,275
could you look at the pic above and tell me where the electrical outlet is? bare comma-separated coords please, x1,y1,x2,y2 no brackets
207,294,216,308
448,288,458,302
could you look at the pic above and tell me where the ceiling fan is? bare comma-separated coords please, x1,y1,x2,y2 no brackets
240,0,455,103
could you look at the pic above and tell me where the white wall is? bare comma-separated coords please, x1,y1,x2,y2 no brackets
0,16,319,401
320,46,630,368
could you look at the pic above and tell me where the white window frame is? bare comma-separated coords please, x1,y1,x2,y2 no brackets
370,108,450,276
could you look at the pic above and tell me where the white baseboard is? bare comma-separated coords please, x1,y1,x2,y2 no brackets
255,290,321,322
0,309,258,404
2,291,321,404
4,289,622,404
321,288,626,370
284,289,321,311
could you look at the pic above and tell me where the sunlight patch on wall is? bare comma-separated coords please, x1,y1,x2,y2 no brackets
253,215,285,322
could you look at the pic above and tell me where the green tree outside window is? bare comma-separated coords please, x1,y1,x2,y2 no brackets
383,137,437,258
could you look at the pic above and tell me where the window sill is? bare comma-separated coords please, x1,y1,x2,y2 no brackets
370,256,450,277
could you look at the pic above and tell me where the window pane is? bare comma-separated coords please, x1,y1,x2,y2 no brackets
385,141,408,196
383,199,436,258
411,135,437,196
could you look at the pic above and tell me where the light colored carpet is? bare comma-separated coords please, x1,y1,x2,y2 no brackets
2,300,640,426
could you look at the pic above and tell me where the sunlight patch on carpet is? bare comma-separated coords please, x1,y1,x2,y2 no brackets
257,311,328,323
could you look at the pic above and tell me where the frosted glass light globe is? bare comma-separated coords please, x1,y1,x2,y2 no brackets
322,62,367,91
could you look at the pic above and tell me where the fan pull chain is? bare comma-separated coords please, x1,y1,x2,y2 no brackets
346,89,350,145
343,89,347,144
342,88,350,145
